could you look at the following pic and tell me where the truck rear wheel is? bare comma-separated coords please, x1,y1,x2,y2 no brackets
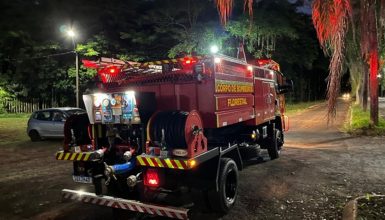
208,158,238,214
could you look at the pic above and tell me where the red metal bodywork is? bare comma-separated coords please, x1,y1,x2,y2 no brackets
86,55,280,129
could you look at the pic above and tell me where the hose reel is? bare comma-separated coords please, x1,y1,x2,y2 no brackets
147,110,207,158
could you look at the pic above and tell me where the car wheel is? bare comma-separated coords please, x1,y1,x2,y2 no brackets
29,130,41,142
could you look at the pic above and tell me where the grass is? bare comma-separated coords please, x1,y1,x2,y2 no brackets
0,115,30,146
357,196,385,219
345,104,385,135
285,100,324,115
0,113,30,118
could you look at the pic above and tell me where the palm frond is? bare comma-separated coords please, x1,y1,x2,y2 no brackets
215,0,234,25
312,0,352,121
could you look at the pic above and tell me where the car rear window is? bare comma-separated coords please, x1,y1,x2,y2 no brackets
65,109,85,116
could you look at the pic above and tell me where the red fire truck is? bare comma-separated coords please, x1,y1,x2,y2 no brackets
56,54,293,219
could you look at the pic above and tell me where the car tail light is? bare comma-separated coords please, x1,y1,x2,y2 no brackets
144,169,159,187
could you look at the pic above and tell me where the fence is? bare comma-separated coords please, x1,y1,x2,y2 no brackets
0,98,50,113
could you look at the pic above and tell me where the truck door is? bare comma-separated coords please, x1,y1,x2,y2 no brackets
262,82,275,121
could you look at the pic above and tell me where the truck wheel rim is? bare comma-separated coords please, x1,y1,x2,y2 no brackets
225,168,237,204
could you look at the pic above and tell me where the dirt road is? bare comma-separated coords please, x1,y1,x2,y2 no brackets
1,99,385,220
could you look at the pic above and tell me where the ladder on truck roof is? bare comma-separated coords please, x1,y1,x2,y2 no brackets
82,56,207,85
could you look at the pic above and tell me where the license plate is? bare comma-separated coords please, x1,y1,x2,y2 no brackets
72,175,93,184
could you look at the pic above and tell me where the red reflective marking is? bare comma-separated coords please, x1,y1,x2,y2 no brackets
102,199,109,206
181,161,188,169
159,159,167,167
142,158,150,166
170,159,179,169
122,203,130,210
168,211,176,218
147,207,155,214
150,158,159,167
131,204,138,212
159,209,166,216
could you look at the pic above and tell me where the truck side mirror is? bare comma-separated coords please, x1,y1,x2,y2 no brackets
277,79,293,94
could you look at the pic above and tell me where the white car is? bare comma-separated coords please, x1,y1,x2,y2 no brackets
27,107,85,141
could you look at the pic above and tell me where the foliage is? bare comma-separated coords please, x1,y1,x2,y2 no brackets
357,196,385,218
345,104,385,135
0,87,13,114
0,117,30,146
345,28,364,105
168,25,230,57
285,101,324,115
226,9,298,58
312,0,352,121
0,113,30,119
0,0,330,106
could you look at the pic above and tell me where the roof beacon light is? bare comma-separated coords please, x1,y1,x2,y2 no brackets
210,45,219,54
214,57,221,64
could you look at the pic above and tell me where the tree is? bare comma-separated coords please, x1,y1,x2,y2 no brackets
312,0,385,125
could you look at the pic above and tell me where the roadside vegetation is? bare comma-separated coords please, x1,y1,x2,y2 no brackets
285,100,324,115
0,113,29,118
345,104,385,135
0,114,30,146
357,195,385,219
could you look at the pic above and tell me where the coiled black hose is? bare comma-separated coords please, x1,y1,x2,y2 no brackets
149,111,188,149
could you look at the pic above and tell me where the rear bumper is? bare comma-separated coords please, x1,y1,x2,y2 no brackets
61,189,189,219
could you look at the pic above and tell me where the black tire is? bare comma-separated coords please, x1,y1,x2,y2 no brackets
239,145,259,160
208,158,238,214
276,128,284,150
267,128,280,160
29,130,41,142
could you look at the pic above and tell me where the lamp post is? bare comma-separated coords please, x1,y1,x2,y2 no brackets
67,29,79,107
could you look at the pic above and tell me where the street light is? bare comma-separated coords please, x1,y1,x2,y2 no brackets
67,29,79,108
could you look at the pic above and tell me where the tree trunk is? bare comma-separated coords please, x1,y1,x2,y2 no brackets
367,0,379,126
362,67,368,111
355,85,361,105
369,51,379,125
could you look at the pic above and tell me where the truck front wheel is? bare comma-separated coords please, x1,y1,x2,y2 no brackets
208,158,239,214
267,128,280,160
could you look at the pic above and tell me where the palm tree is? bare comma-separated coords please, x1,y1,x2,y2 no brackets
215,0,385,125
313,0,384,125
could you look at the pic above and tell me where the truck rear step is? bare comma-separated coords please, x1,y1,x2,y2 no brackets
61,189,189,219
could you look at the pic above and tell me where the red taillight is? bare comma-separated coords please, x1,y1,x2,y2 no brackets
98,66,121,83
144,169,159,187
182,58,197,67
106,66,120,75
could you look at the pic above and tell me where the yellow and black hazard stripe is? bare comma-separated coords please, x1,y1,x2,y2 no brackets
139,56,203,67
136,156,190,170
56,151,93,161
